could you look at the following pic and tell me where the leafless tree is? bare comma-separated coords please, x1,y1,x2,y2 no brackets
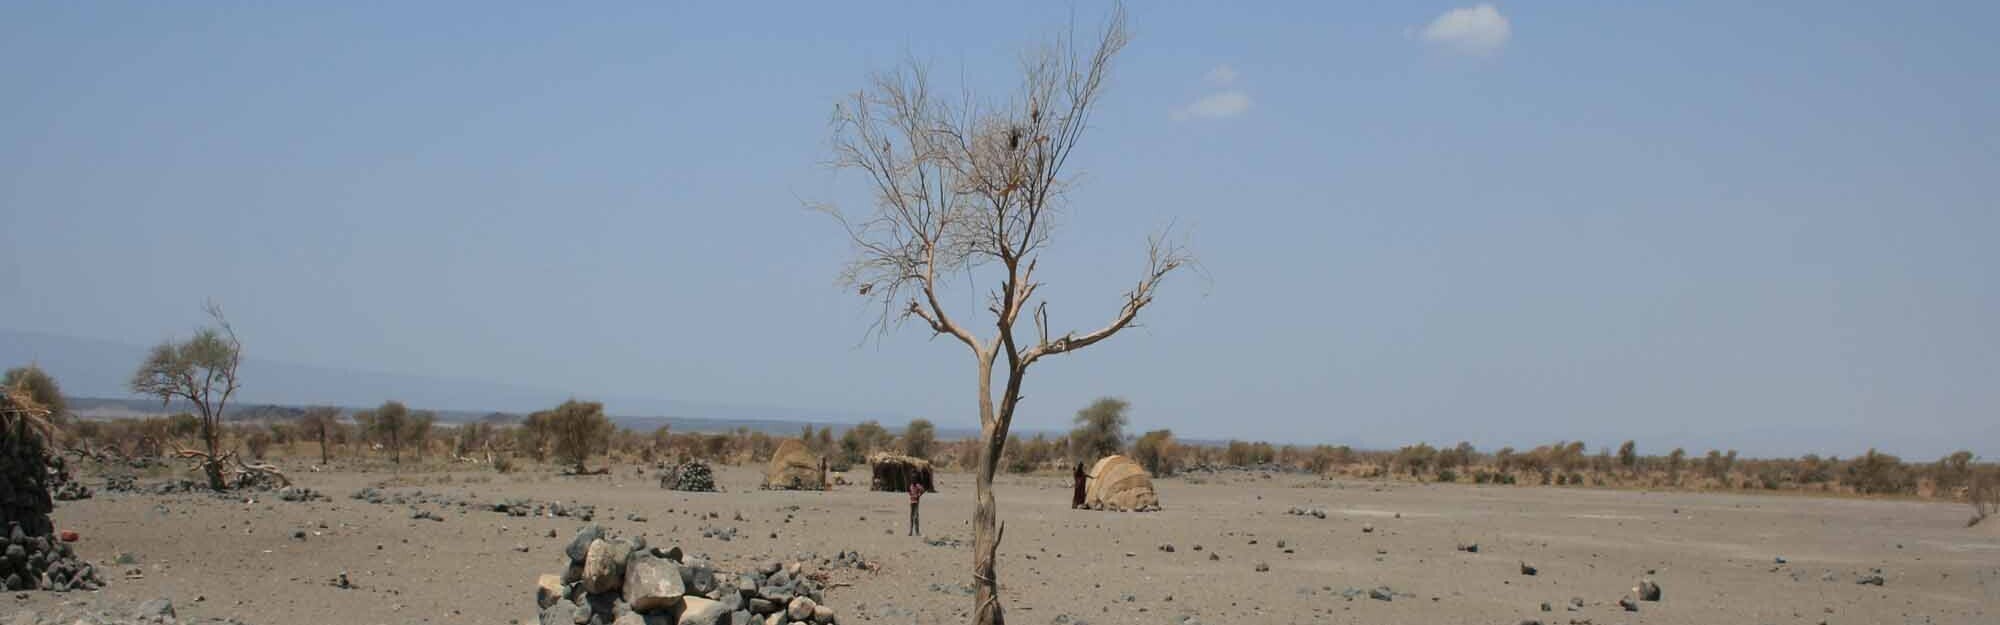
817,6,1189,622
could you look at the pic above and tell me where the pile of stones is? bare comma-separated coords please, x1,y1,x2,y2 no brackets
53,480,91,501
535,524,842,625
660,461,719,493
2,411,106,594
1284,506,1327,519
101,475,139,493
145,479,204,495
820,551,870,571
3,521,106,592
274,486,327,502
3,597,252,625
350,487,599,521
490,498,600,521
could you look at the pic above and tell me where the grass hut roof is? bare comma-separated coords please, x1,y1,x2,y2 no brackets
1085,454,1160,511
867,453,936,493
763,438,825,490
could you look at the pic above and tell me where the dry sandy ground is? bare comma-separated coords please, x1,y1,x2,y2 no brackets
17,462,1999,624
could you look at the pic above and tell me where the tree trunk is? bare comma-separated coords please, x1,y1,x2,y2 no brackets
972,431,1002,625
972,360,1011,625
203,421,226,490
318,435,329,465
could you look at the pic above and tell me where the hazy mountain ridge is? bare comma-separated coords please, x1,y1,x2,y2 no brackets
4,328,903,433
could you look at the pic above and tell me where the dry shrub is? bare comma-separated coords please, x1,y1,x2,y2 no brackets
243,429,272,459
1972,468,1999,526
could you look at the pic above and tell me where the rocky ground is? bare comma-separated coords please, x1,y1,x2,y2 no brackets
14,462,1997,624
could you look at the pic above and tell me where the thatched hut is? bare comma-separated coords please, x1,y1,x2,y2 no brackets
1084,454,1160,511
762,439,826,491
868,453,935,493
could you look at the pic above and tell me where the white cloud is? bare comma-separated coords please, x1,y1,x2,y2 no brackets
1173,91,1252,121
1205,64,1238,86
1419,4,1511,55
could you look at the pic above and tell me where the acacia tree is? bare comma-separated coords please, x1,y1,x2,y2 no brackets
1616,440,1638,476
129,303,248,489
372,401,409,463
407,410,435,461
818,7,1188,622
902,419,937,459
299,406,339,465
543,399,611,472
1068,397,1128,463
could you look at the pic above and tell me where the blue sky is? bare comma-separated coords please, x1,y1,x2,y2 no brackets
3,3,1995,458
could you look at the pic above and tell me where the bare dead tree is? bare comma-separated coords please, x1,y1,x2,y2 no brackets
816,6,1189,623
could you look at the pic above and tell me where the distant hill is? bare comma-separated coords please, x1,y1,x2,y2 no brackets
63,394,889,435
2,328,902,432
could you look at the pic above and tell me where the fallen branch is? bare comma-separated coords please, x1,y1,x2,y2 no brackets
172,443,291,488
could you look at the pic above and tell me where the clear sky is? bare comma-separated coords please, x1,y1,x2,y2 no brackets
3,3,1995,458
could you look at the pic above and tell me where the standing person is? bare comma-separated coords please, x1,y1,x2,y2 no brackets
908,475,926,536
1072,462,1089,509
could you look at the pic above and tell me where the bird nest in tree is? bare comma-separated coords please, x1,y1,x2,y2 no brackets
867,453,935,493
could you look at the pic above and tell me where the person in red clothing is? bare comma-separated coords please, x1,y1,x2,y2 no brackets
907,478,926,536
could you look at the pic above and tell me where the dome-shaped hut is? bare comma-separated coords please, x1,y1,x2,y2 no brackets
763,438,826,490
1084,454,1160,511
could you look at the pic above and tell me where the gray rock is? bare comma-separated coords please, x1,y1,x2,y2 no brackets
675,596,729,625
1636,579,1661,601
624,554,686,613
583,539,632,594
748,598,778,614
787,596,817,621
717,587,745,612
759,585,795,605
538,574,567,609
811,604,835,624
540,603,572,625
134,598,176,620
1519,562,1538,576
568,525,607,563
732,610,753,625
682,557,719,595
1368,587,1393,601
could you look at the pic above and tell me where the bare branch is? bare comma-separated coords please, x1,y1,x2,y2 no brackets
1020,230,1192,368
